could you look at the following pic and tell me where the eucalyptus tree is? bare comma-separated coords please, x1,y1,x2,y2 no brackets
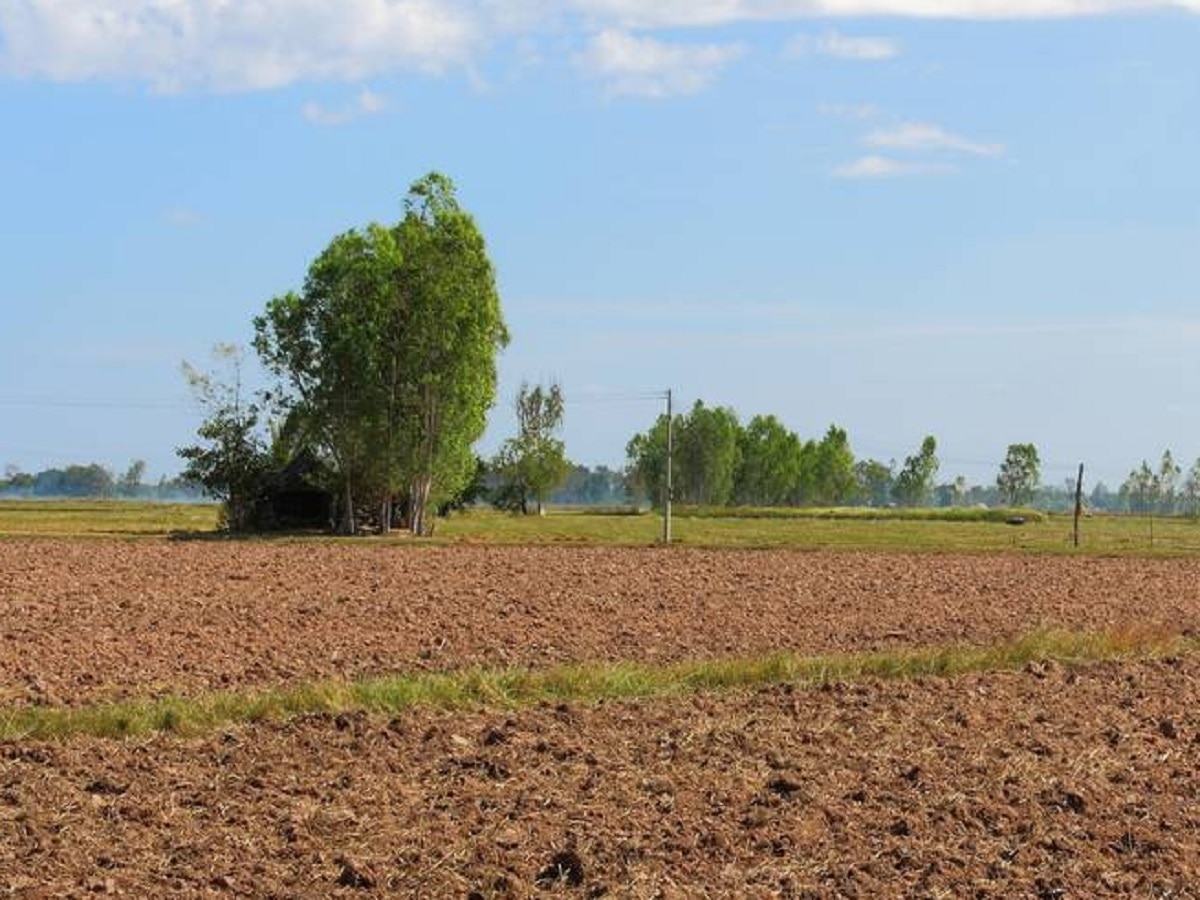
254,225,400,533
996,443,1041,506
254,173,507,535
892,435,939,507
392,173,509,535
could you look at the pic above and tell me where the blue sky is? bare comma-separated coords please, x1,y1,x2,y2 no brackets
1,1,1198,489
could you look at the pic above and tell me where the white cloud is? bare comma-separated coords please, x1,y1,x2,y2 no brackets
788,30,900,59
832,154,955,177
0,0,478,91
564,1,1200,29
3,0,1200,91
866,121,1006,156
302,88,389,126
576,29,745,98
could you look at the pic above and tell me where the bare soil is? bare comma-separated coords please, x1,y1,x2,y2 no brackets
3,656,1198,897
4,540,1200,706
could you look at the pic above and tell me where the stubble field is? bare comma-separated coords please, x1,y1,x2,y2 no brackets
3,537,1200,896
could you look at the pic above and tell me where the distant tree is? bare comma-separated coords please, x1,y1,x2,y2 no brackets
854,459,894,507
119,460,147,497
892,436,939,507
32,464,115,498
675,401,741,506
176,344,270,532
734,414,803,506
492,381,571,515
625,414,672,508
1089,481,1113,511
1158,449,1180,514
996,443,1041,506
1,466,34,495
1120,461,1156,513
805,425,857,506
1182,459,1200,517
933,475,969,508
550,465,627,505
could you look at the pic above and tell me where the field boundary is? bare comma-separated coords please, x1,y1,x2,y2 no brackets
2,627,1192,744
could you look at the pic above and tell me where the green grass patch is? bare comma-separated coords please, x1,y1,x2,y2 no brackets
0,500,218,537
1,627,1191,744
672,504,1047,523
4,500,1200,558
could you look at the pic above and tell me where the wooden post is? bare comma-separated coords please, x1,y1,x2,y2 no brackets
1073,463,1084,548
662,389,673,545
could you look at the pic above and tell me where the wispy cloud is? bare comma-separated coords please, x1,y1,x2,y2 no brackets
563,1,1200,29
302,88,389,126
787,31,900,60
0,0,477,91
819,102,881,120
576,29,745,98
866,121,1006,157
3,1,1200,91
833,155,955,178
161,206,201,228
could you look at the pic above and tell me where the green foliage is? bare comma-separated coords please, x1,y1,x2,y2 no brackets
492,382,572,515
675,401,741,505
855,458,894,507
253,172,507,535
804,425,857,505
625,413,671,506
892,435,940,507
996,443,1041,505
735,415,803,506
176,345,270,532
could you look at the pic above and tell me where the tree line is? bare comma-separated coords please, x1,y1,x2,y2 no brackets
625,401,947,509
0,461,201,500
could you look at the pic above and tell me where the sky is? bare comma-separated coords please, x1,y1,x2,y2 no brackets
1,1,1199,490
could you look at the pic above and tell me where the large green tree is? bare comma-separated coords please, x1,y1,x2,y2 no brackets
254,173,507,535
255,225,400,533
392,173,509,535
996,442,1041,506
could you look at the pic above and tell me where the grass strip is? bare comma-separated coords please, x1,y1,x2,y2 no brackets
1,628,1193,743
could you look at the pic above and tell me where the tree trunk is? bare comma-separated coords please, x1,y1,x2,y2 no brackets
409,474,432,536
380,495,392,536
342,475,355,535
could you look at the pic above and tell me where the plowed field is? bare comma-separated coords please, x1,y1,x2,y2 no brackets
5,539,1200,896
3,540,1200,706
3,657,1198,897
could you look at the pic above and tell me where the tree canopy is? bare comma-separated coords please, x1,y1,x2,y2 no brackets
252,173,507,534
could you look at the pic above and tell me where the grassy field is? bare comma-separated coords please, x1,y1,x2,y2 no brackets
2,498,1199,555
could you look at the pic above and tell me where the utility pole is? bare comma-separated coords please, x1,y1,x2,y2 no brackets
1073,463,1084,548
662,388,673,545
